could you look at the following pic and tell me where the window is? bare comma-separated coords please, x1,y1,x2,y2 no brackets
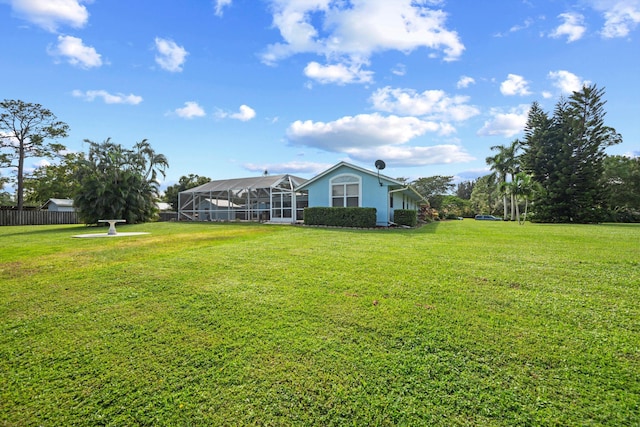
331,175,360,207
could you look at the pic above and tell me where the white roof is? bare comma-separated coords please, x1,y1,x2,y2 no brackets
203,199,241,208
181,174,307,194
41,198,74,208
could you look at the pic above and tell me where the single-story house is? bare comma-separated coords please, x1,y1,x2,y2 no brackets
41,198,75,212
178,162,426,226
296,161,426,226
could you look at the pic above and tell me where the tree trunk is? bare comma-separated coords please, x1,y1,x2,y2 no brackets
520,198,528,225
502,189,508,220
17,146,25,211
510,193,516,221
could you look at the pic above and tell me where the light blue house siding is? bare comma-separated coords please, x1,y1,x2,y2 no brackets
299,162,425,226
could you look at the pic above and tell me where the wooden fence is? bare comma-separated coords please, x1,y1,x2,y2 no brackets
158,211,178,222
0,210,80,226
0,210,179,226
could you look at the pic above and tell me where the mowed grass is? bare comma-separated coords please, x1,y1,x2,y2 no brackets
0,221,638,426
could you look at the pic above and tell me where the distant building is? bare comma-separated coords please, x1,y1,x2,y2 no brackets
41,198,76,212
156,202,173,212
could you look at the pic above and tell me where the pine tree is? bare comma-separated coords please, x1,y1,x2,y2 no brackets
0,100,69,210
521,86,621,223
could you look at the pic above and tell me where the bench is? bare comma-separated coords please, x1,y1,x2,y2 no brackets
98,219,126,235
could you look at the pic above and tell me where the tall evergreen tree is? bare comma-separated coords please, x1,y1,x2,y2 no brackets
0,100,69,210
521,85,621,223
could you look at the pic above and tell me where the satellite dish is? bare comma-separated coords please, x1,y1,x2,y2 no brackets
374,160,386,186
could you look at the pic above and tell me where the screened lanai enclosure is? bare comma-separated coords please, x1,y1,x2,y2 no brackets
178,174,308,223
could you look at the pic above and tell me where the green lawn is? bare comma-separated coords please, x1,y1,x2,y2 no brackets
1,221,638,426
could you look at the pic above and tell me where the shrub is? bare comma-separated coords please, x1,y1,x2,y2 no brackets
394,209,417,227
304,207,376,228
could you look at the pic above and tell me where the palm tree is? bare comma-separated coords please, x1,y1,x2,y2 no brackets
75,138,169,224
486,150,508,219
486,140,521,220
508,172,539,224
132,139,169,184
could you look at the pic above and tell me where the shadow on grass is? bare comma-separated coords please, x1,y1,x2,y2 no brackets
0,224,101,238
298,221,441,234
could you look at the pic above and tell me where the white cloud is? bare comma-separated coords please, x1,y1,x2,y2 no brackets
214,0,232,16
261,0,464,84
286,112,473,166
509,18,534,33
287,113,445,151
456,76,475,89
72,90,143,105
494,17,536,37
216,105,256,121
154,37,188,72
548,70,590,94
391,63,406,76
232,105,256,121
477,105,530,138
244,161,331,175
589,0,640,38
550,12,586,42
500,74,532,96
370,86,480,122
173,101,206,119
33,159,51,168
7,0,89,32
345,144,474,166
0,131,20,148
304,61,373,85
49,35,102,69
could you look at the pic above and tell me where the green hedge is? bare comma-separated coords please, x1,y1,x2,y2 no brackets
393,209,417,227
304,207,377,228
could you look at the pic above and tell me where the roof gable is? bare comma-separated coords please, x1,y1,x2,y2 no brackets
296,161,403,190
41,198,74,209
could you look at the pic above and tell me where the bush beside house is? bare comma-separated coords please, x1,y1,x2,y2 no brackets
393,209,417,227
304,207,377,228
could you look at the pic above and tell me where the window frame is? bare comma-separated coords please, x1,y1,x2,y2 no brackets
330,174,362,208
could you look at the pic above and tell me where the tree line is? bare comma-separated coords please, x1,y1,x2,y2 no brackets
3,86,639,225
412,85,639,223
0,99,168,224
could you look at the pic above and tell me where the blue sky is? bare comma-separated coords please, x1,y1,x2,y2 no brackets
1,0,639,192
